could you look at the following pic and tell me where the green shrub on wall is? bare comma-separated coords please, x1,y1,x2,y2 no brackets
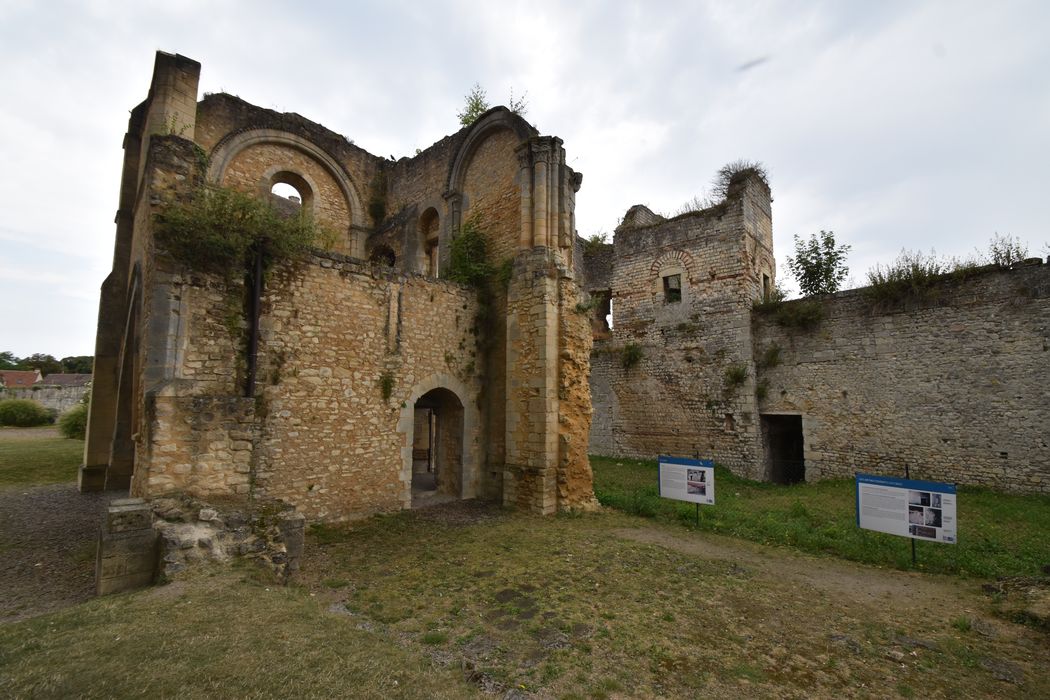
0,399,53,427
621,342,644,369
446,215,493,288
155,185,334,273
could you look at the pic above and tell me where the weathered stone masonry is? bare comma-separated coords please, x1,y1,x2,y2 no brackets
585,172,1049,493
82,51,597,521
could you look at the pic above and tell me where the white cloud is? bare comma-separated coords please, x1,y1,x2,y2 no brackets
0,0,1047,355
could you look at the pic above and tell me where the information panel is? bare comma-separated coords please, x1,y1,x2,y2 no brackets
856,473,957,544
658,456,715,505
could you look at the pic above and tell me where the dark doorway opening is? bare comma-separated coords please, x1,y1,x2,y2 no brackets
411,388,464,505
762,414,805,484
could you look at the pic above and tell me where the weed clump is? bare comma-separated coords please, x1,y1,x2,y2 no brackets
621,343,644,370
156,185,333,274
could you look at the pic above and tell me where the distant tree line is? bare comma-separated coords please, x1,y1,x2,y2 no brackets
0,352,93,375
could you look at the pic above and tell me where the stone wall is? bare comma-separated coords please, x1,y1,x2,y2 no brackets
753,262,1050,492
135,252,481,521
2,384,89,414
587,176,772,477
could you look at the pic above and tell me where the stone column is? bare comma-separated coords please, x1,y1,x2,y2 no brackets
532,154,549,249
516,143,533,250
504,249,561,514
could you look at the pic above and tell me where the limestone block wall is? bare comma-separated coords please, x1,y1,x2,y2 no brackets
587,187,770,477
254,256,481,520
753,263,1050,492
134,250,482,521
2,385,89,414
461,128,523,266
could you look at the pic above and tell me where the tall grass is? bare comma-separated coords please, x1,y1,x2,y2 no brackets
591,455,1050,578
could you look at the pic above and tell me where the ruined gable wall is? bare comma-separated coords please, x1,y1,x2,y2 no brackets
753,263,1050,493
194,94,382,189
588,191,767,476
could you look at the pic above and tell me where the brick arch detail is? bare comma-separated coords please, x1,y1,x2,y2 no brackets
650,249,697,281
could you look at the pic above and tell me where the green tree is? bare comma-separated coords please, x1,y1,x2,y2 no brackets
457,84,528,127
0,351,23,370
60,355,93,374
786,230,851,296
457,83,490,127
21,353,62,376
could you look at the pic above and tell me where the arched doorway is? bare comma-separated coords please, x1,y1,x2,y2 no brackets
410,387,464,504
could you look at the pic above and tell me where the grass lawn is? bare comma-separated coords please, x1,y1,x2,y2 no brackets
0,426,82,489
3,507,1047,698
591,455,1050,579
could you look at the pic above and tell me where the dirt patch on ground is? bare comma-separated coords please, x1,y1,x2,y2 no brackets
614,525,985,614
0,483,108,622
0,426,60,439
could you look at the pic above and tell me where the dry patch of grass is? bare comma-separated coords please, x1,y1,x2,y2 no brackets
298,506,1048,698
0,565,472,699
3,505,1047,698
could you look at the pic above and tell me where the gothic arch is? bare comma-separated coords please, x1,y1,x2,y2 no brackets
446,108,536,195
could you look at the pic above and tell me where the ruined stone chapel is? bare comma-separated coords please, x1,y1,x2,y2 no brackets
81,52,1048,523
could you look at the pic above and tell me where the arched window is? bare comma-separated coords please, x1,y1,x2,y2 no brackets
267,171,314,216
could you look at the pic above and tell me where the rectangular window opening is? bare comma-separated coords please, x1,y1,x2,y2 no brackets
663,274,682,303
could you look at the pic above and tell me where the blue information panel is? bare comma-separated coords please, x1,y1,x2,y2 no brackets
856,473,957,544
658,456,715,506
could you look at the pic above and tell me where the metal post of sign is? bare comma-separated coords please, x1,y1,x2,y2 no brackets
906,463,917,567
695,503,700,527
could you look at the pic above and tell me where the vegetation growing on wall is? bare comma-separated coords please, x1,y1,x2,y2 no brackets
673,160,769,215
446,215,493,288
758,342,782,369
723,363,749,390
753,295,824,330
786,230,851,297
457,83,528,126
863,234,1035,309
379,372,395,401
156,185,332,273
621,342,644,369
582,232,609,253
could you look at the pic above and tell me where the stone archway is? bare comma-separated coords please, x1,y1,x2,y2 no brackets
396,374,479,509
410,388,463,505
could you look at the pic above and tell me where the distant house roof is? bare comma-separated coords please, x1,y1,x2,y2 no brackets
41,373,92,387
0,370,42,388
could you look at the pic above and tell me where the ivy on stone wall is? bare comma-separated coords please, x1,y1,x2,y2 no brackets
446,215,493,288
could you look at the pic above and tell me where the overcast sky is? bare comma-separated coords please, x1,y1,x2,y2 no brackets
1,0,1047,358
